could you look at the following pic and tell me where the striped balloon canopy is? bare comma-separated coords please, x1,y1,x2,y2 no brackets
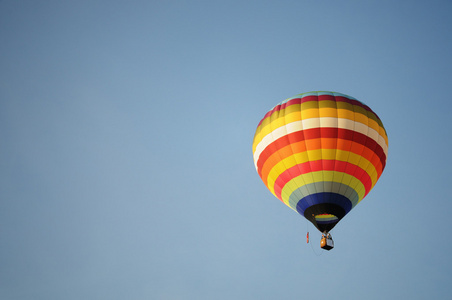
252,91,388,233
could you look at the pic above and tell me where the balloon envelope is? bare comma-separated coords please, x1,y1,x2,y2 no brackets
252,91,388,232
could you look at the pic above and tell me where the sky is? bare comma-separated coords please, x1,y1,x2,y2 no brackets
1,0,452,299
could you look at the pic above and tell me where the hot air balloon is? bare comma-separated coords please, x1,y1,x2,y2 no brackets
252,91,388,250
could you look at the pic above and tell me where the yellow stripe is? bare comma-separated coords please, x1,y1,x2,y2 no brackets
278,176,307,208
280,171,365,204
316,214,337,220
265,149,377,195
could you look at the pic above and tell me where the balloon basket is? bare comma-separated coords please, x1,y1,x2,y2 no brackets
320,233,334,250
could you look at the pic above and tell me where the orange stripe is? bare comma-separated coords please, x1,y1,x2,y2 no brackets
259,138,383,186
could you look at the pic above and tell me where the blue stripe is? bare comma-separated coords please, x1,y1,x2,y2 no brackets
316,219,338,225
295,192,353,216
287,182,359,211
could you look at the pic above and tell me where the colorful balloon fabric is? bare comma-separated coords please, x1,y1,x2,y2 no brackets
252,91,388,232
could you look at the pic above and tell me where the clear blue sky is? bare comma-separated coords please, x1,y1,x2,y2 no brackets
1,0,451,299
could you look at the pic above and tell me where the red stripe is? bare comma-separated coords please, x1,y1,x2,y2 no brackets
273,160,372,200
256,128,386,176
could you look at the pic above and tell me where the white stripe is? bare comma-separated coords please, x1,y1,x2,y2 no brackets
253,117,388,168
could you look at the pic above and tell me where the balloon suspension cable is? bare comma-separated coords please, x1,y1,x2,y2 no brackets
306,219,323,256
